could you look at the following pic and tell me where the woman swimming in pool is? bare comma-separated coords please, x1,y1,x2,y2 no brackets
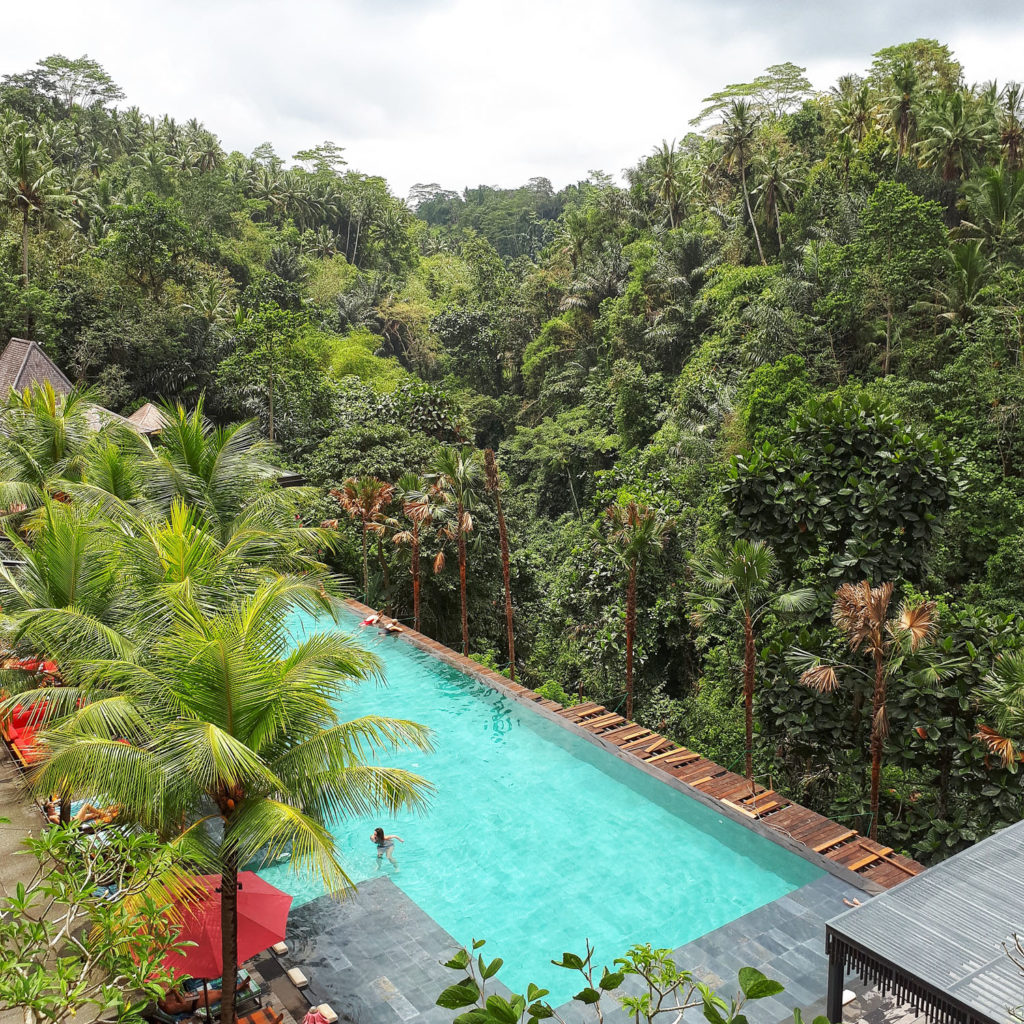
371,827,403,867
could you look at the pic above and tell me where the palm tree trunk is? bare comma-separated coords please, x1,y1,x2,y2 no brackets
743,612,756,791
485,450,515,680
868,649,885,841
740,162,766,264
361,524,369,603
411,523,421,632
458,502,469,657
267,331,275,442
775,202,784,248
625,562,637,720
376,534,390,614
220,849,239,1024
21,207,29,288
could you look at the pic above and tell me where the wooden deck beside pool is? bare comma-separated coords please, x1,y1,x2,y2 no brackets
360,602,922,890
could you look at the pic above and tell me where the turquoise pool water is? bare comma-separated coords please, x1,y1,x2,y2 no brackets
261,608,822,1001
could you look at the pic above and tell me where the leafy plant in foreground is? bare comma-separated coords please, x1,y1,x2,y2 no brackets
436,939,823,1024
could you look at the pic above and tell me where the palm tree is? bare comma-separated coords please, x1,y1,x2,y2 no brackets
649,140,689,229
912,240,988,325
797,581,943,840
331,477,395,604
0,382,108,511
28,577,433,1024
884,60,919,168
433,446,482,657
996,82,1024,170
0,123,66,293
975,651,1024,770
719,100,765,264
391,472,447,633
597,501,671,720
689,540,813,788
959,165,1024,247
833,82,877,148
484,450,515,680
752,146,800,248
917,90,997,184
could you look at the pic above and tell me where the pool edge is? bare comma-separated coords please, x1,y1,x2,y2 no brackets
344,599,907,895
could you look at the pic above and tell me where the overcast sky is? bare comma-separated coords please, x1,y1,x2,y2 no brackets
3,1,1022,201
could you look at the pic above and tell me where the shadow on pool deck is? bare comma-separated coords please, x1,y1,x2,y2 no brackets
278,872,858,1024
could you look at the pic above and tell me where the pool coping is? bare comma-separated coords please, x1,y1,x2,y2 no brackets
344,600,921,894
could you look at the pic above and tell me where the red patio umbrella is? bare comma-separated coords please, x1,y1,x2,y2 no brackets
163,871,293,981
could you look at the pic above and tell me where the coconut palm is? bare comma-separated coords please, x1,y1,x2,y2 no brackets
432,446,482,657
689,540,814,787
884,60,920,168
484,450,516,680
145,401,331,574
752,146,800,247
0,382,107,512
997,82,1024,170
833,82,877,148
912,240,988,325
958,165,1024,247
597,501,671,720
796,581,945,840
975,651,1024,770
331,477,395,604
719,100,765,264
29,576,433,1024
648,140,689,230
917,90,997,184
0,122,67,292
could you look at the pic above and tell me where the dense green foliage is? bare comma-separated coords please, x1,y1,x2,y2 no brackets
3,41,1024,860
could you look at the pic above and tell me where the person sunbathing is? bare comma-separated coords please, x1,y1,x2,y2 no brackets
42,800,121,826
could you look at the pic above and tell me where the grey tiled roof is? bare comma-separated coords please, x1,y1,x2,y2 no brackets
0,338,73,395
828,819,1024,1024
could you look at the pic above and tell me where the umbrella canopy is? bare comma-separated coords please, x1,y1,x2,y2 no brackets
302,1010,332,1024
164,871,293,980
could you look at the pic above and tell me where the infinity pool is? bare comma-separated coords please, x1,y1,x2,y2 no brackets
261,608,822,1000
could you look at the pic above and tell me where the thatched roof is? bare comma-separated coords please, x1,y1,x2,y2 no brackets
0,338,72,395
126,402,168,435
0,337,141,434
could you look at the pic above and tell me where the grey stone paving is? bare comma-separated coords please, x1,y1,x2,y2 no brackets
277,873,865,1024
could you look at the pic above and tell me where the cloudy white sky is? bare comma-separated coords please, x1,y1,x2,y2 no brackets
3,1,1022,200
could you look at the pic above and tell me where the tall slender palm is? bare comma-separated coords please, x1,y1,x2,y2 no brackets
484,450,516,680
975,651,1024,769
392,472,447,633
833,82,877,148
752,146,800,248
649,140,689,229
0,123,66,292
797,581,943,840
997,82,1024,170
331,477,395,604
719,100,765,264
433,446,482,657
689,540,813,787
597,501,671,720
885,61,919,168
29,577,433,1024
